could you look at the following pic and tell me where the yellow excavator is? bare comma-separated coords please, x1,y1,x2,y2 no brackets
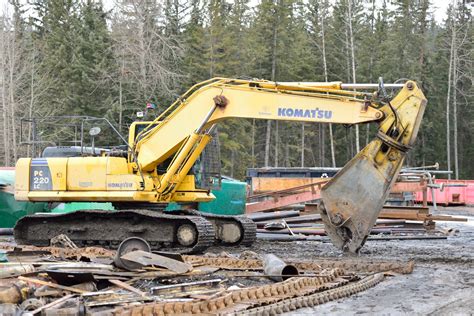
14,77,426,253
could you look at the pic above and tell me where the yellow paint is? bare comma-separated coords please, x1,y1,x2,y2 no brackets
14,158,30,200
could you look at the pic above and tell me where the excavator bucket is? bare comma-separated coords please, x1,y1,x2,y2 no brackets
320,81,427,253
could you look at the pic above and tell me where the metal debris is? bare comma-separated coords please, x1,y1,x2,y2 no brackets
120,250,193,273
0,243,414,315
50,234,78,249
151,279,223,298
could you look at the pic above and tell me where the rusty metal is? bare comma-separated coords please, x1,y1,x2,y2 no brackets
0,244,116,260
231,273,385,315
50,234,78,249
246,181,329,214
182,255,414,275
110,268,346,315
151,279,223,298
380,207,467,222
0,282,29,304
46,270,95,286
247,175,428,214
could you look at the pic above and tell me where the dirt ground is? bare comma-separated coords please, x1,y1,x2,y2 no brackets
1,206,472,315
214,206,474,315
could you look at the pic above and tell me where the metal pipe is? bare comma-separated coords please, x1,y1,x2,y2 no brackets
340,83,405,90
275,82,404,90
196,105,218,134
0,228,13,236
263,254,299,282
401,170,453,175
247,210,300,222
257,233,307,242
402,163,439,171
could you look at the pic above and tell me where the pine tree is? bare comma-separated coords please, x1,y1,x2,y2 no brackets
182,0,208,86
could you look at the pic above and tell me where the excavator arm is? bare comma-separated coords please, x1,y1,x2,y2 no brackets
319,81,427,252
133,78,426,253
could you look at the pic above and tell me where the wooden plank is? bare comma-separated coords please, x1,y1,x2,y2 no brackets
18,276,88,294
25,294,75,315
108,279,147,296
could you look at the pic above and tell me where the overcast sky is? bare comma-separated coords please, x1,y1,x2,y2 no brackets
0,0,466,24
100,0,453,23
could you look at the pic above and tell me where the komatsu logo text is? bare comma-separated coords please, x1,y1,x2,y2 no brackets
277,108,333,119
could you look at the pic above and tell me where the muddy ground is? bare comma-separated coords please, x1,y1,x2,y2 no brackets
2,206,472,315
214,206,474,315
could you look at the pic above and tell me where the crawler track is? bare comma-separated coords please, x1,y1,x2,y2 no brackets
14,210,215,253
232,273,385,315
182,255,414,274
109,269,384,315
201,213,257,246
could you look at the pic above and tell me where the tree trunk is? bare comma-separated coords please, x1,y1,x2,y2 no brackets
347,0,359,153
265,2,278,167
264,120,271,167
453,40,459,179
119,57,124,133
138,18,147,97
446,8,455,179
28,45,35,157
230,149,235,178
264,120,272,167
274,121,279,167
8,31,17,163
0,24,10,166
251,118,255,167
320,1,336,167
301,123,305,167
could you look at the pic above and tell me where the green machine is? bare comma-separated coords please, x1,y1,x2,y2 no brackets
166,176,247,215
0,169,48,228
197,176,247,215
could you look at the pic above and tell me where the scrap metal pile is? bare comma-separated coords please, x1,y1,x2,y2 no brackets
0,237,414,315
251,206,466,242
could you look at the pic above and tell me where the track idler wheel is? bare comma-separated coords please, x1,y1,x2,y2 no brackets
176,224,198,247
215,222,242,245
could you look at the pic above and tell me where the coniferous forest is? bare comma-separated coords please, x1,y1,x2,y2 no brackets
0,0,472,179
